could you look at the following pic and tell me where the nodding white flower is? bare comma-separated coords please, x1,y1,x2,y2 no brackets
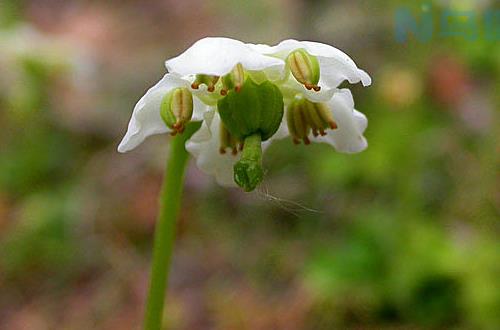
118,37,371,191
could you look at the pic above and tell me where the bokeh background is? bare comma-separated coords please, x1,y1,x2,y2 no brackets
0,0,498,329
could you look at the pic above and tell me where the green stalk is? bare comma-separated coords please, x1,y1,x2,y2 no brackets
144,121,201,330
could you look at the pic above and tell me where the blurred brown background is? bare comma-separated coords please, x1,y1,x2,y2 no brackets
0,0,498,329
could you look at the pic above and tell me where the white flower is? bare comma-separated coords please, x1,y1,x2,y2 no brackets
165,37,285,77
117,73,209,153
249,39,371,98
118,37,371,190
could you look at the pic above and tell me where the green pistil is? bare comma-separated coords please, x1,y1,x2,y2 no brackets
233,134,263,192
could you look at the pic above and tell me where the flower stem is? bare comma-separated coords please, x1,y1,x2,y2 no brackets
144,121,201,330
233,133,263,192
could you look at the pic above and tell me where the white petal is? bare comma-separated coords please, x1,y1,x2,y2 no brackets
316,89,368,153
165,37,284,77
246,43,274,54
186,112,240,187
317,56,371,89
252,39,371,88
117,74,207,153
353,109,368,133
192,95,209,122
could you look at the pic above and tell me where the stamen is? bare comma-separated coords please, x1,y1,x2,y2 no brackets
315,103,337,130
286,98,338,145
191,74,219,92
286,100,311,145
160,87,194,135
232,63,245,91
287,49,321,92
304,84,321,91
221,63,246,95
304,101,324,133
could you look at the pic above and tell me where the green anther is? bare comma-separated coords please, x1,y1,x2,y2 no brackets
286,100,311,144
160,95,177,129
221,63,246,95
286,101,298,140
191,74,219,92
304,100,326,136
287,48,321,91
315,102,338,129
293,101,311,144
160,87,194,135
286,98,338,145
233,134,263,192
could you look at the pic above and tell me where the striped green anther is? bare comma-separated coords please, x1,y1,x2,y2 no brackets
287,99,311,145
286,98,337,145
287,48,321,91
160,87,194,135
221,63,246,95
